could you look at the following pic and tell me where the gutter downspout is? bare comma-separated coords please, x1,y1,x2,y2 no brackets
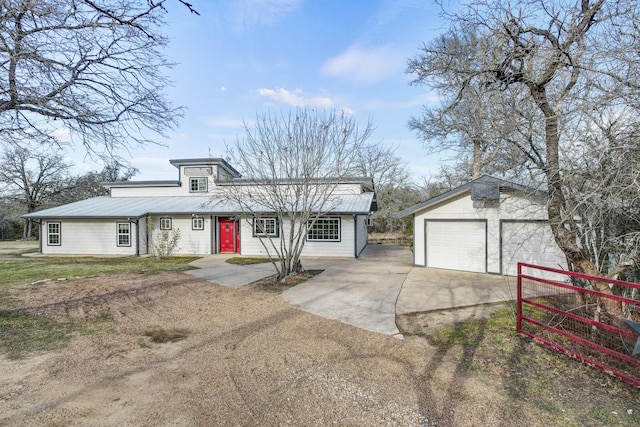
145,216,150,255
210,215,214,254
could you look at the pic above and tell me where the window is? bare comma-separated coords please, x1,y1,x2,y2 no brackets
117,223,131,246
160,217,172,230
47,222,61,246
307,218,340,241
253,217,279,237
192,217,204,230
190,177,208,193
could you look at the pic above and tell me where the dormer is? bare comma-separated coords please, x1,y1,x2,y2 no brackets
103,158,242,197
169,158,241,191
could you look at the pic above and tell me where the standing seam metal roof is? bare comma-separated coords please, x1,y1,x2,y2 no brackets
24,193,376,219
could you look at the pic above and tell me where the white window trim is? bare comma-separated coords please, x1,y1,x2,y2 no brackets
117,222,131,247
253,217,279,237
192,217,204,230
307,218,341,242
47,222,61,246
160,217,172,230
189,177,208,193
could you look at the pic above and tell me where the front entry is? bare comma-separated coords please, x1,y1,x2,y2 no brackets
219,218,240,253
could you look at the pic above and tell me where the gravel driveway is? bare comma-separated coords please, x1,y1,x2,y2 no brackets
0,272,527,426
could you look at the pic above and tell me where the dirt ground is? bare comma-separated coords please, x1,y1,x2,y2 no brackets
1,272,639,426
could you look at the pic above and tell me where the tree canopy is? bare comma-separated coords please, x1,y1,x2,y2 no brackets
408,0,640,286
221,108,375,280
0,0,183,158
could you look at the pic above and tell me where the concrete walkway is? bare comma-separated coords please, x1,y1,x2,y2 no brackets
186,254,276,288
186,245,518,337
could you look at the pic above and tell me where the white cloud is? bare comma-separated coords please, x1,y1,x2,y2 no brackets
231,0,301,31
322,45,404,84
258,87,334,108
220,86,227,92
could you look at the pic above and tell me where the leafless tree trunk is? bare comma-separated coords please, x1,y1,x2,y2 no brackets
407,0,640,314
219,108,374,280
0,148,71,239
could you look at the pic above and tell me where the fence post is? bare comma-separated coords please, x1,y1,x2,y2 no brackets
516,262,522,333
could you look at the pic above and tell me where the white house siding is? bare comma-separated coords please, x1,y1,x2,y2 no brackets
147,215,212,255
110,186,197,198
42,219,138,256
239,215,357,258
413,192,552,274
355,214,368,257
501,220,567,279
137,217,148,255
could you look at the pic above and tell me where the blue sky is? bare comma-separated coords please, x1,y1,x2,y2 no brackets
73,0,451,182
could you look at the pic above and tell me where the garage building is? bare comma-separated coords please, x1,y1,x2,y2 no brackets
396,176,567,276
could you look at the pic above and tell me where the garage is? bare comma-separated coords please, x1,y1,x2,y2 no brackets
397,175,567,275
501,220,567,277
426,220,487,273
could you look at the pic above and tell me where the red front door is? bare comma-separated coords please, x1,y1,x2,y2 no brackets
219,218,240,253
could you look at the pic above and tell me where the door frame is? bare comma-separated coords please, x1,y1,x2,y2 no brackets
218,217,240,253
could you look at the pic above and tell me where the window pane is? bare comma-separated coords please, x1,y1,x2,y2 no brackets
192,217,204,230
117,223,130,246
307,218,340,241
47,222,61,245
254,218,278,237
190,177,207,192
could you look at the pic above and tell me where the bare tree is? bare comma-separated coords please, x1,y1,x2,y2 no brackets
220,108,373,280
348,143,413,233
0,0,184,158
54,161,139,204
407,0,640,294
0,148,72,238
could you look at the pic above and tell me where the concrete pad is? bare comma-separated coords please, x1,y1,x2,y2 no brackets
186,255,275,288
396,267,517,315
185,245,520,338
281,245,414,337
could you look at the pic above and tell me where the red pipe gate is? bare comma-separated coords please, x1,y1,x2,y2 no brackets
517,263,640,387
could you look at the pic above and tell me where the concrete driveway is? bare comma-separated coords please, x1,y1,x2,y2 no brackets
281,245,413,337
187,245,518,338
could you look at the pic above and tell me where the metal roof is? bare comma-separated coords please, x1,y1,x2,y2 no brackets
395,175,547,218
24,193,376,219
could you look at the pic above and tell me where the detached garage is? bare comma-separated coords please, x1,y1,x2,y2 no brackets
396,176,567,276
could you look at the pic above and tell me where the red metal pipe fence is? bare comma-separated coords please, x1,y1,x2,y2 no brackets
517,262,640,387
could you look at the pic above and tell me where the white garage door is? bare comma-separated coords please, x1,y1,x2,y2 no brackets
501,221,567,277
426,220,487,273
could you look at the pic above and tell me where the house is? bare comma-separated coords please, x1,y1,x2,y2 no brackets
396,175,567,276
24,158,376,258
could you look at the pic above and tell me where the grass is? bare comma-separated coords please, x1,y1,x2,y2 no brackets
422,306,640,426
0,250,200,288
0,241,201,359
0,309,112,360
250,269,324,293
431,306,517,347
